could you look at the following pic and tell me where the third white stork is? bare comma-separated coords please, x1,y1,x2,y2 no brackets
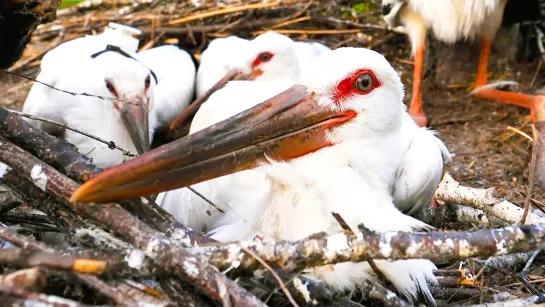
195,31,331,97
71,47,450,304
381,0,545,127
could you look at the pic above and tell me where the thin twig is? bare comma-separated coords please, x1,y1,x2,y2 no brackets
241,246,299,307
168,1,299,25
1,69,146,110
187,186,225,214
518,250,545,300
8,110,136,158
521,124,538,224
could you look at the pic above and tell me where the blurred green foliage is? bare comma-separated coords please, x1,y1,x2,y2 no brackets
351,2,371,15
58,0,85,9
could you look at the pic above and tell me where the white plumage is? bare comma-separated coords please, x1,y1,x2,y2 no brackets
157,47,450,303
23,50,153,168
383,0,507,52
136,45,196,136
23,29,196,168
195,31,331,97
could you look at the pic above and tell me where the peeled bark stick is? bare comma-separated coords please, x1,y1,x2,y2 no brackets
457,295,543,307
189,223,545,273
0,137,265,306
0,107,212,246
435,173,545,225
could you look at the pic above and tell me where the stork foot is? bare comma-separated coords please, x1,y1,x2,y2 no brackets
472,89,545,123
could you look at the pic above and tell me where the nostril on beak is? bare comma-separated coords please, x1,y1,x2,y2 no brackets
382,4,393,15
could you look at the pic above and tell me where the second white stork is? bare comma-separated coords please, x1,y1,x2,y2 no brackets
70,47,450,304
381,0,545,127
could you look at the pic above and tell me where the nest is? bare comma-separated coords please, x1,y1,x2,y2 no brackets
0,0,545,306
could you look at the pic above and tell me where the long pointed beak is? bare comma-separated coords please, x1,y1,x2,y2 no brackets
120,97,150,155
71,85,356,204
167,69,248,140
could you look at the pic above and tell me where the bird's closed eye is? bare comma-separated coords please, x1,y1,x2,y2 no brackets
144,75,151,89
105,80,117,97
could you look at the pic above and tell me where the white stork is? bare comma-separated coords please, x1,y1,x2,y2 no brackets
381,0,545,127
71,47,450,303
23,28,196,168
23,45,155,168
136,45,196,138
195,31,331,97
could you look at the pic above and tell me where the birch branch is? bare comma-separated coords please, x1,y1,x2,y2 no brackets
435,173,545,225
0,136,265,306
188,223,545,273
458,295,543,307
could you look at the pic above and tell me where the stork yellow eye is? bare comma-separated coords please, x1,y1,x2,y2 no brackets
353,73,374,93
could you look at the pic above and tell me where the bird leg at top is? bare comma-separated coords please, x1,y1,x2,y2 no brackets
408,45,427,127
471,38,545,123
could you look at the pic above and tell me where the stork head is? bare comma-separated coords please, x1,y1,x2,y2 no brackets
92,51,156,154
235,31,301,81
70,47,405,204
381,0,405,28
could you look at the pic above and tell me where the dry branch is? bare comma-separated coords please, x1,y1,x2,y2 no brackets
0,224,139,306
0,268,46,291
461,295,543,307
0,247,108,275
435,173,545,225
0,135,265,306
0,284,97,307
189,223,545,273
0,107,213,247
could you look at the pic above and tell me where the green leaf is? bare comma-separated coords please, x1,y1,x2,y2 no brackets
351,2,371,15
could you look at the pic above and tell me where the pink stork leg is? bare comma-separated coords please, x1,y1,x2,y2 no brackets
472,38,545,123
408,45,427,127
